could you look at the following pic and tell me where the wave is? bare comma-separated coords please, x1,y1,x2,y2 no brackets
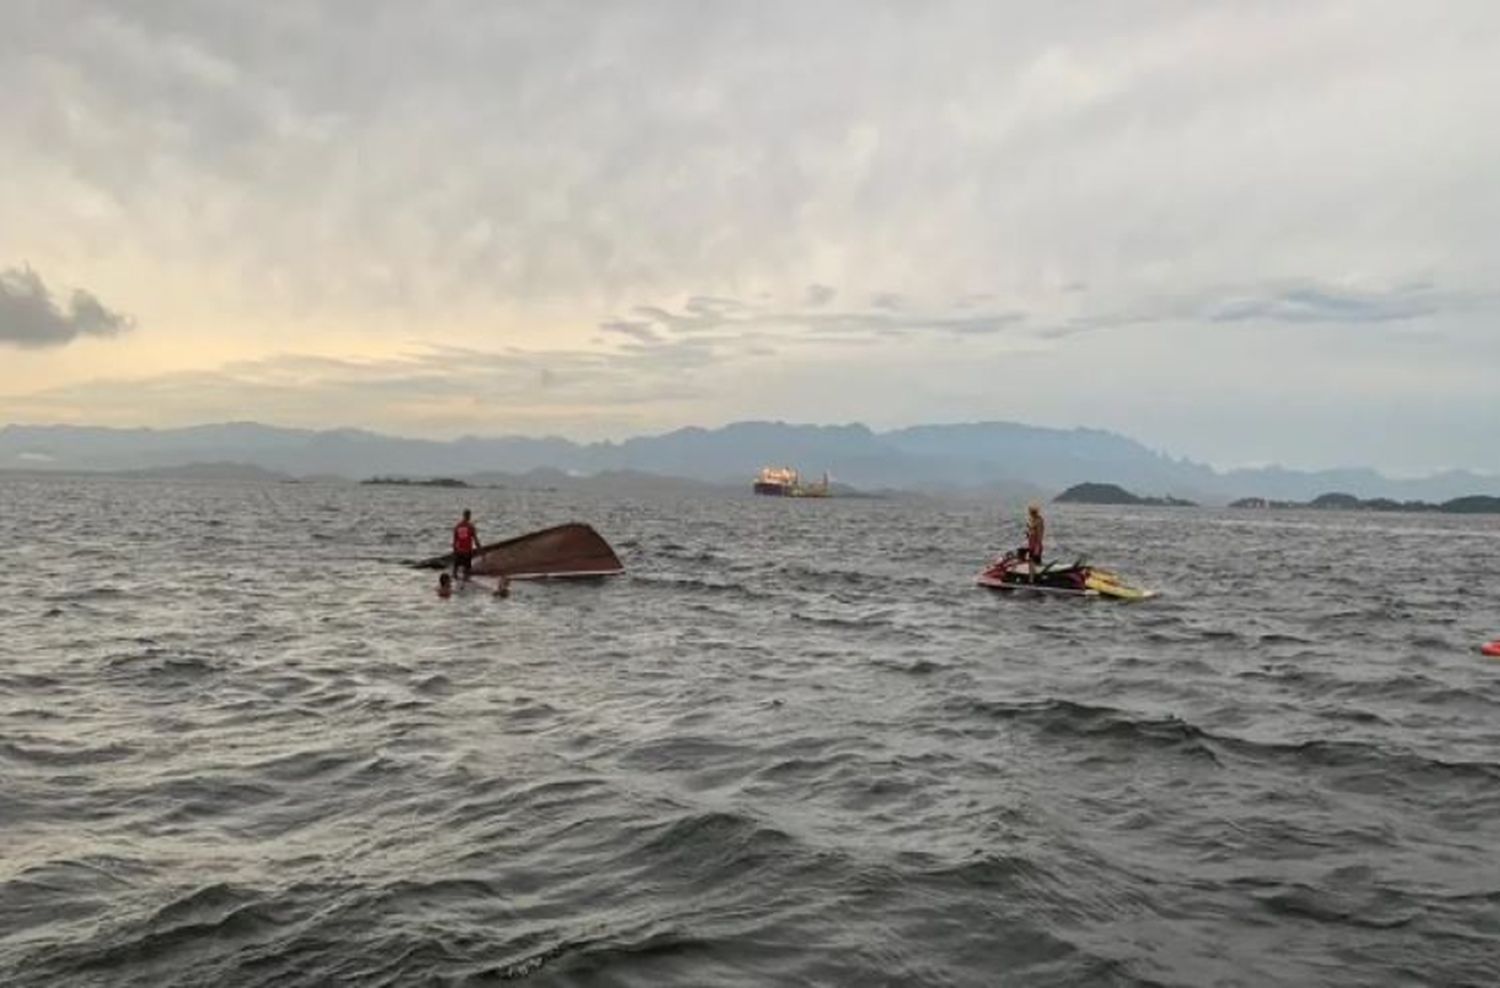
627,810,800,885
104,650,220,677
627,573,760,598
43,587,129,603
943,696,1500,785
505,928,719,983
0,739,138,768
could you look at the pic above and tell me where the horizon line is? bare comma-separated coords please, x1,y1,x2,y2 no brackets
2,416,1496,481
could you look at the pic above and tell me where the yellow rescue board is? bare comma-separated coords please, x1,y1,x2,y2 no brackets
1083,572,1156,601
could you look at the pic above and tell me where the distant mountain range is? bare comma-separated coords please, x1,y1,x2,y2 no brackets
2,420,1496,503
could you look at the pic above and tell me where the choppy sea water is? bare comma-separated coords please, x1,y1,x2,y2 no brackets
2,474,1498,987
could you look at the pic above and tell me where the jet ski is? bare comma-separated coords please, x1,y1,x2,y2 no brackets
975,551,1154,601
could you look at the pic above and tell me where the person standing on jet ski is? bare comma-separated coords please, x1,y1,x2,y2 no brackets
1024,502,1045,580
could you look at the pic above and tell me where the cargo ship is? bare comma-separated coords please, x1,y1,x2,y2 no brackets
752,466,830,497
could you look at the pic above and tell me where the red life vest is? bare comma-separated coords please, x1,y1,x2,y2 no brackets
453,521,476,552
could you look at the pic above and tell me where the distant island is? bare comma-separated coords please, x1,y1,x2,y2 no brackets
362,476,470,488
121,462,293,482
1231,492,1500,514
1054,482,1196,507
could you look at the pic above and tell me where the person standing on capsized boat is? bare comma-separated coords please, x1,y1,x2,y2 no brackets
452,509,481,581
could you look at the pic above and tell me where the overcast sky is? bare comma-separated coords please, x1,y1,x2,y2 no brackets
2,1,1497,473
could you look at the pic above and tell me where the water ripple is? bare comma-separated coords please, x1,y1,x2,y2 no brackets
1,476,1498,986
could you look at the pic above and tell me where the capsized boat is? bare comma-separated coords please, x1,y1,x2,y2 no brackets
416,522,624,580
975,552,1154,601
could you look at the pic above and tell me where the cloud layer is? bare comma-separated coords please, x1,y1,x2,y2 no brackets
0,267,133,348
7,2,1497,311
1,2,1498,471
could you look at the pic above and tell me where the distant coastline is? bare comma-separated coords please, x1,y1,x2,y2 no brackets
7,464,1500,513
362,476,470,488
1053,483,1500,514
6,420,1498,503
1230,492,1500,514
1054,482,1196,507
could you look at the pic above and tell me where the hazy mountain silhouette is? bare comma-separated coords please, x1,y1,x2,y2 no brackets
2,420,1495,502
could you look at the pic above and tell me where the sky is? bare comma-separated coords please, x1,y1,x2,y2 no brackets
2,1,1498,474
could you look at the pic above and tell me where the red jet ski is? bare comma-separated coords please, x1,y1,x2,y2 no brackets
975,551,1153,601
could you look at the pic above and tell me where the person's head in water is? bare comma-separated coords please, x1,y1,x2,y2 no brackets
493,575,511,599
438,573,453,597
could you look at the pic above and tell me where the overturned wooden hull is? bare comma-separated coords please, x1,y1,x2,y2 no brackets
417,522,624,580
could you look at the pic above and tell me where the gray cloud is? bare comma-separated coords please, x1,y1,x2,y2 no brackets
1028,278,1481,341
0,267,134,348
600,319,660,344
1202,282,1463,325
597,295,1032,365
804,284,836,308
683,296,748,318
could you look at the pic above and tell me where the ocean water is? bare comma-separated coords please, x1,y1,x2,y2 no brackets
2,474,1498,987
